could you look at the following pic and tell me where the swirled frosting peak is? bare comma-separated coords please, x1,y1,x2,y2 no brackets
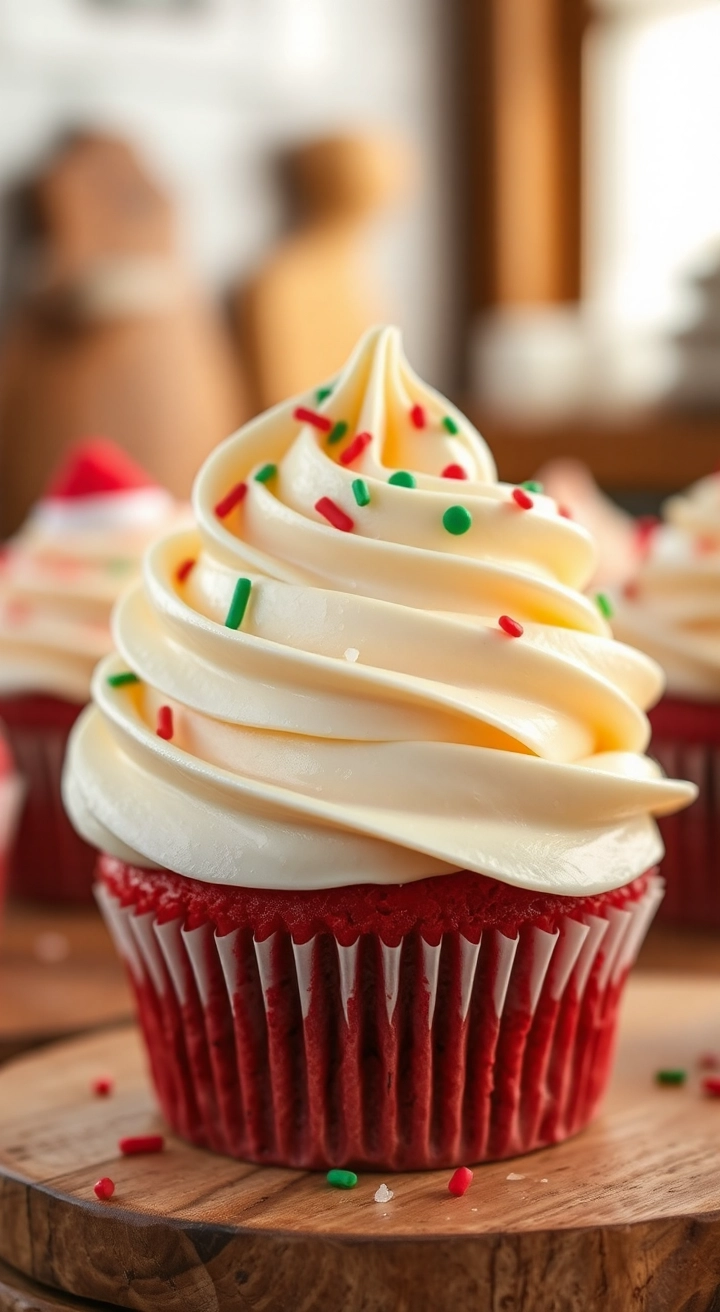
614,472,720,699
0,439,182,703
64,327,696,894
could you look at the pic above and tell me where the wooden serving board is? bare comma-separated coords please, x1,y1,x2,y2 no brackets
0,1257,112,1312
0,903,131,1061
0,976,719,1311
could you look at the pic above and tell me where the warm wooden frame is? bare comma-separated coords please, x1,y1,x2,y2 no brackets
456,0,587,316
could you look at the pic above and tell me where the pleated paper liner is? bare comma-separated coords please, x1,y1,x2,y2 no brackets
0,749,23,916
95,862,662,1171
0,695,96,903
650,696,720,929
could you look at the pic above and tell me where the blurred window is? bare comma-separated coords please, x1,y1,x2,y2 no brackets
585,0,720,332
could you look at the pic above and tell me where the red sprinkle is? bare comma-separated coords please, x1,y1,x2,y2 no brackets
315,497,354,532
294,406,333,433
94,1177,115,1201
118,1135,165,1156
623,581,639,600
410,403,426,429
442,463,468,480
636,515,659,555
511,487,533,510
214,481,247,518
339,432,372,466
448,1167,473,1196
175,558,196,584
156,706,174,741
558,504,573,519
699,1052,720,1070
702,1077,720,1097
498,615,524,638
92,1076,114,1097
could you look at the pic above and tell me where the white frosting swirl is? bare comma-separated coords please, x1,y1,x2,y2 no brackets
613,474,720,699
64,327,696,894
0,488,182,703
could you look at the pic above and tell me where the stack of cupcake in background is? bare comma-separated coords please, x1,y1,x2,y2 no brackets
614,474,720,928
0,438,183,904
63,326,695,1170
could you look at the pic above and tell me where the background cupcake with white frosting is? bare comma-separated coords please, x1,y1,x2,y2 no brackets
0,437,182,902
65,328,695,1169
614,473,720,927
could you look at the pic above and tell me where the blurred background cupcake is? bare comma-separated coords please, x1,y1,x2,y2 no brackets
613,475,720,928
0,438,183,902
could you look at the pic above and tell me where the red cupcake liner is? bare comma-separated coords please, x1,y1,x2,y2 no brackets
649,696,720,929
0,695,97,903
96,860,662,1170
0,728,23,918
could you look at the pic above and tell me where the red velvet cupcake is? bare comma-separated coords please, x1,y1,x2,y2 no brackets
65,328,695,1168
614,475,720,928
0,723,22,913
0,439,180,902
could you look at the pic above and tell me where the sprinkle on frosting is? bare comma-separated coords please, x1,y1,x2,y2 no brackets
340,432,372,466
442,505,472,535
388,471,416,488
410,403,426,429
512,488,533,511
558,505,573,519
214,482,247,518
442,416,459,434
293,406,332,433
655,1069,686,1086
327,420,349,446
156,706,174,741
254,464,277,484
91,1076,113,1096
703,1077,720,1097
176,558,196,584
596,592,613,620
522,481,543,494
352,478,370,507
107,671,139,688
315,497,354,532
442,464,467,480
498,615,524,638
225,577,252,630
316,385,333,403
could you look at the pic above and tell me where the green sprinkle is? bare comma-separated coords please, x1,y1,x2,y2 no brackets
442,415,459,434
327,421,349,445
596,592,614,619
254,463,277,483
225,577,252,630
107,671,139,688
316,385,333,402
352,478,370,507
656,1069,686,1086
521,480,543,494
443,505,472,536
327,1169,358,1189
388,470,416,488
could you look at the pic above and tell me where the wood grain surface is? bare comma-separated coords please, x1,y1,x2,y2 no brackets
0,903,131,1061
0,975,719,1310
0,1258,111,1312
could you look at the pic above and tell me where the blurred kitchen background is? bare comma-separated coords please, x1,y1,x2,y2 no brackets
0,0,718,534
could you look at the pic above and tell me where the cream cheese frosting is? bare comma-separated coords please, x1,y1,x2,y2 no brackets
0,477,181,704
64,327,696,894
613,474,720,700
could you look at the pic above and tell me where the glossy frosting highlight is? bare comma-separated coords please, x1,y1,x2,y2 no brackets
64,327,696,893
614,473,720,699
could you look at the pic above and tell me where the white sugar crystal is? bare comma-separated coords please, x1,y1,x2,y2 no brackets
506,1172,526,1181
374,1183,394,1203
344,647,359,662
540,1178,548,1183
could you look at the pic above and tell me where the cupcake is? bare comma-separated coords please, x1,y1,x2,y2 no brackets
0,438,181,902
64,327,695,1169
614,474,720,928
0,723,23,912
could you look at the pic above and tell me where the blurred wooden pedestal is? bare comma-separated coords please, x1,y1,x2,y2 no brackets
0,1258,111,1311
0,902,131,1061
0,976,719,1312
